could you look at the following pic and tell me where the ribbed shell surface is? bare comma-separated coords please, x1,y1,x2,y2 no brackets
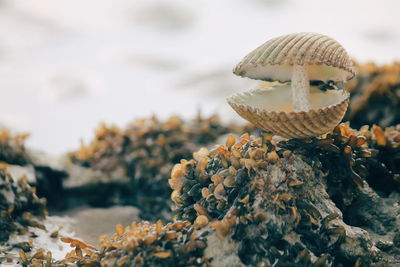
227,92,350,139
233,32,355,81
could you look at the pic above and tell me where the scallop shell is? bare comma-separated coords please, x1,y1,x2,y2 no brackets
227,89,350,139
233,32,355,82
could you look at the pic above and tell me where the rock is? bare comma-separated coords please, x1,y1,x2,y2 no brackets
168,124,400,266
345,62,400,128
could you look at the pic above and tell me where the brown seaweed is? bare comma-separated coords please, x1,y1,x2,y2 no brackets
67,115,255,220
345,62,400,128
0,164,47,243
0,130,30,165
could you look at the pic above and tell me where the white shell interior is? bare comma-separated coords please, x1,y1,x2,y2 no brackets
228,84,348,112
241,64,352,82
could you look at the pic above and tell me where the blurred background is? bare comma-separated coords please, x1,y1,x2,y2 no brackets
0,0,399,155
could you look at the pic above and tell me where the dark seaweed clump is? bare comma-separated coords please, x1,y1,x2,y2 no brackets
169,123,400,266
0,129,65,214
0,129,30,165
0,130,47,244
67,115,255,220
345,62,400,128
0,131,48,266
94,220,207,267
0,164,47,243
21,220,208,267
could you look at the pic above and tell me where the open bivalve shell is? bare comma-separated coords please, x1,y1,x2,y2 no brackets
227,84,350,139
229,32,354,139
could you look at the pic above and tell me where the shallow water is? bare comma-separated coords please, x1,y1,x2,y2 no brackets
56,206,140,246
0,206,140,265
0,0,399,155
0,216,75,263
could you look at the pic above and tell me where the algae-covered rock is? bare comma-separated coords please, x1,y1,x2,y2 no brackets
0,129,30,165
0,164,47,243
0,131,72,267
96,220,207,266
345,62,400,128
36,220,208,267
66,115,255,220
51,123,399,267
0,128,66,212
168,123,400,266
3,62,400,266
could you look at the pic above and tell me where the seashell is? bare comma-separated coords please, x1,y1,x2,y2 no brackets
233,32,354,83
227,84,349,139
229,33,354,138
